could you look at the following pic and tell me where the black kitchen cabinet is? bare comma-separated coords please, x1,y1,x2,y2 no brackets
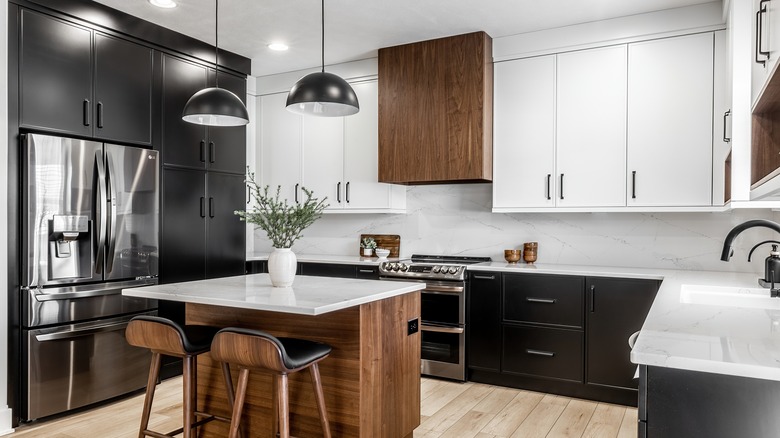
298,262,380,279
161,168,246,283
19,8,152,144
586,277,659,391
160,168,206,283
205,173,246,278
503,273,584,328
467,272,501,372
503,325,583,382
162,55,246,172
246,260,268,274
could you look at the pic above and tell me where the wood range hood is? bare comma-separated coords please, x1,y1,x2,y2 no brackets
378,31,493,185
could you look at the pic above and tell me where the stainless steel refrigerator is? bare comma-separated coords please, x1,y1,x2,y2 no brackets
20,133,159,421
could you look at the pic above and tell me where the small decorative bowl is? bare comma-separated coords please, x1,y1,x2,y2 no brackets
375,248,390,258
504,249,521,263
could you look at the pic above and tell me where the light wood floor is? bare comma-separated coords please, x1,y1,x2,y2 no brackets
8,377,637,438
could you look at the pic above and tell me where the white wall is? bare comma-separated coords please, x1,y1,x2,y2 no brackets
0,0,12,432
251,184,777,274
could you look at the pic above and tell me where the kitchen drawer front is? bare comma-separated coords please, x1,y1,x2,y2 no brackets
355,266,380,280
503,273,584,328
502,325,583,382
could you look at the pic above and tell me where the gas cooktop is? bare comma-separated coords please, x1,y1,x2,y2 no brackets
378,254,492,281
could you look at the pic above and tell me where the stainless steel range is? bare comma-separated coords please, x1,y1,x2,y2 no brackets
379,254,491,381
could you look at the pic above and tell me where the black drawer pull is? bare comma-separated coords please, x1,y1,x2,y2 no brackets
358,269,375,273
472,275,495,280
526,349,555,357
526,297,557,304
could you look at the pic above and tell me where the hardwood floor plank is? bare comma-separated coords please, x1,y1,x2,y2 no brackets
471,387,518,414
475,433,498,438
509,394,569,438
582,403,627,438
419,381,473,417
421,378,445,401
481,390,544,437
439,410,494,438
419,384,493,432
617,406,639,438
547,399,598,438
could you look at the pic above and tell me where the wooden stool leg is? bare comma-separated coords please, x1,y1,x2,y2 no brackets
183,355,194,438
221,362,243,438
309,363,331,438
277,374,290,438
272,376,279,438
229,368,250,438
138,352,161,438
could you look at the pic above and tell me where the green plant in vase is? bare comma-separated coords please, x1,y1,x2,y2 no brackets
235,171,328,286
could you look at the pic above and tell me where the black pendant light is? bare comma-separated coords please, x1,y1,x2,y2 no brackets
182,0,249,126
286,0,359,117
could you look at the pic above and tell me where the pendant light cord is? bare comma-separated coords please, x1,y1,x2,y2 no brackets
321,0,325,73
215,0,219,87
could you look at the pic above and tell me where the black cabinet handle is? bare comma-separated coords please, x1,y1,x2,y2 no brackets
294,183,299,204
560,174,564,200
337,182,342,203
200,140,206,163
632,171,637,199
526,297,557,304
96,102,104,128
346,181,350,203
546,174,551,200
209,197,215,218
209,142,215,163
723,110,731,143
83,99,90,126
590,285,596,312
358,269,375,273
199,197,205,218
246,185,250,204
757,1,770,65
526,349,555,358
472,275,496,280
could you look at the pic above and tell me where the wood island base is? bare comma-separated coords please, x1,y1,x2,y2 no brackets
186,291,421,438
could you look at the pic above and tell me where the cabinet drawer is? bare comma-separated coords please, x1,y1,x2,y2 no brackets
502,325,583,382
356,266,379,280
503,273,584,328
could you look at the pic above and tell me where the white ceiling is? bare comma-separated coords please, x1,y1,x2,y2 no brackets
93,0,720,77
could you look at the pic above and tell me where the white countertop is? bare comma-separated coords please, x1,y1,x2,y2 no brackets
469,261,665,280
122,273,424,316
246,252,400,265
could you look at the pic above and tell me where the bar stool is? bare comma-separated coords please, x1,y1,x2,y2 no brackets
125,316,233,438
210,328,333,438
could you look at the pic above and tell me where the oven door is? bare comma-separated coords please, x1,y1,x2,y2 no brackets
420,282,466,381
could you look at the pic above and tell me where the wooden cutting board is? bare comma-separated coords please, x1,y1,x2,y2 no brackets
359,234,401,258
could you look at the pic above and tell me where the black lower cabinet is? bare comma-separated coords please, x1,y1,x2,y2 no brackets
246,260,268,274
298,262,379,280
640,365,780,438
467,271,659,407
467,272,501,372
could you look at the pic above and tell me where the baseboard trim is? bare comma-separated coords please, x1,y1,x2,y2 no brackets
0,406,14,436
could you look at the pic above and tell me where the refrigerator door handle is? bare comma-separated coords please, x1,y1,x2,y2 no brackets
95,150,107,275
35,321,129,342
105,151,118,274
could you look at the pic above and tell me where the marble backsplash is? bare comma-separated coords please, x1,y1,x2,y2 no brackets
250,184,779,274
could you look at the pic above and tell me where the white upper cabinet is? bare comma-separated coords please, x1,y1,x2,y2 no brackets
258,80,405,213
627,33,714,207
259,92,302,205
556,45,627,208
752,0,780,105
493,55,556,210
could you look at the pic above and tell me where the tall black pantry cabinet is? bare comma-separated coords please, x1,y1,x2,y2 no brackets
159,53,247,285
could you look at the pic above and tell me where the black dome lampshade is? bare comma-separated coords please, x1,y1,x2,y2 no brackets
182,87,249,126
286,0,359,117
182,0,249,127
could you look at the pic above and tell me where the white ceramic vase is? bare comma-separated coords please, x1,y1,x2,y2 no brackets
268,247,297,287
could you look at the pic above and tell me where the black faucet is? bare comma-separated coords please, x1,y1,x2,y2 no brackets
721,219,780,297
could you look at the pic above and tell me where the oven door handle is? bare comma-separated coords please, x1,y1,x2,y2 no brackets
25,278,158,301
423,285,465,294
35,321,129,342
421,324,464,334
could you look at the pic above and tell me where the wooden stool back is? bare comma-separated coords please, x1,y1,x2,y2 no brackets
126,318,187,357
211,330,289,372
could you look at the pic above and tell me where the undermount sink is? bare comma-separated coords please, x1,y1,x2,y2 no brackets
680,284,780,310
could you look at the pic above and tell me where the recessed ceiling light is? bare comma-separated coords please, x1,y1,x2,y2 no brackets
149,0,177,8
268,43,289,52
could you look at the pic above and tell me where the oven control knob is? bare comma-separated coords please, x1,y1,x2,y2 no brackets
448,266,459,275
391,263,399,271
400,264,409,272
432,265,441,273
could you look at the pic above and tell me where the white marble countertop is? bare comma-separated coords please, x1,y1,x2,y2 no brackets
122,273,424,316
246,252,401,265
468,261,665,280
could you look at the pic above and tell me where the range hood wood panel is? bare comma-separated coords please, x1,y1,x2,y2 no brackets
378,32,493,185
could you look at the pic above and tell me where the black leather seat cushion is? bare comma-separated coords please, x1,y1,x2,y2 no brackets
131,315,221,355
218,327,332,370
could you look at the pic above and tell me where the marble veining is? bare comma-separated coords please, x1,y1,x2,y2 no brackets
249,184,780,273
122,274,424,315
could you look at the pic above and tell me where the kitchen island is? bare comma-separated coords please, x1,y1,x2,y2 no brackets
123,273,425,438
